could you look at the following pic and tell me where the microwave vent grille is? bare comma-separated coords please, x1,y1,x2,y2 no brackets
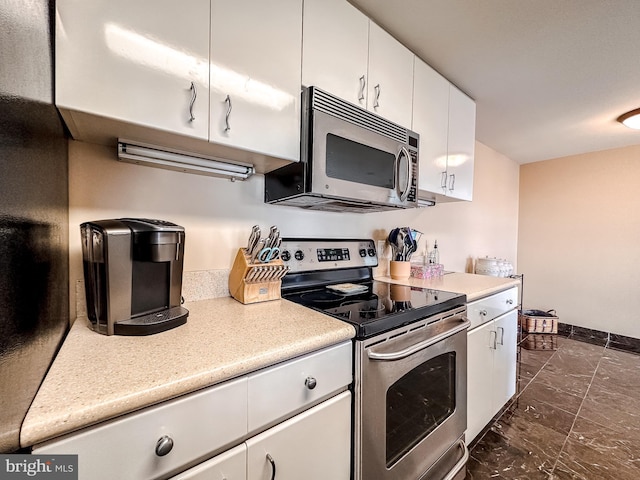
311,88,409,144
268,193,401,213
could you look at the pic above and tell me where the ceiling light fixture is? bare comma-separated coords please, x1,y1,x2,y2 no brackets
117,140,255,181
617,108,640,129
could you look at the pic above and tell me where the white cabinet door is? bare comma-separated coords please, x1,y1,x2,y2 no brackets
246,392,351,480
170,444,247,480
367,23,414,127
492,310,518,413
210,0,302,162
302,0,369,107
446,85,476,201
413,64,476,203
56,0,210,140
413,58,449,199
33,378,248,480
466,320,495,443
466,304,518,443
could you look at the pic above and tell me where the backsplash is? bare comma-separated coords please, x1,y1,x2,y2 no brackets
75,269,231,319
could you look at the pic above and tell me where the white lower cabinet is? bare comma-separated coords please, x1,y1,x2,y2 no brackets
171,444,247,480
246,391,351,480
492,311,518,412
33,342,352,480
33,378,249,480
466,291,518,442
173,392,351,480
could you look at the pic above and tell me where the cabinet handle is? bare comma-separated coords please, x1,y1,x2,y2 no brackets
440,171,448,189
506,299,514,305
373,84,381,108
448,173,456,191
490,330,497,350
155,435,174,457
224,95,232,132
305,376,317,390
498,326,505,345
479,309,488,316
266,453,277,480
358,75,366,102
188,82,196,122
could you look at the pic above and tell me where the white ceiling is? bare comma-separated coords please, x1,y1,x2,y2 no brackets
348,0,640,163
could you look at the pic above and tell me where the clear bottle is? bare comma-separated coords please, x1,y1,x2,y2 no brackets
428,240,440,265
433,240,439,265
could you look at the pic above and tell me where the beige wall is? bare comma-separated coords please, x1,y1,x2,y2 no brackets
518,145,640,338
68,140,519,319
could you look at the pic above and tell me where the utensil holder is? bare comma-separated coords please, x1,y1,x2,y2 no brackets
228,248,289,304
389,261,411,280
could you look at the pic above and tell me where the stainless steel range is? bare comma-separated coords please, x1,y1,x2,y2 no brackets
280,238,470,480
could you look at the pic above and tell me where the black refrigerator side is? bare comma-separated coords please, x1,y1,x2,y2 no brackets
0,0,69,452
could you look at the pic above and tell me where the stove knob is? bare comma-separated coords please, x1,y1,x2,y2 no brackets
368,248,376,257
294,250,305,261
281,250,291,262
359,248,367,257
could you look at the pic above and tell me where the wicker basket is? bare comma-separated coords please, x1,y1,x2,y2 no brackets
519,309,558,334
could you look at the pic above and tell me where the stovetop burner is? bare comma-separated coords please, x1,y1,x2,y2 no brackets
278,238,466,339
299,291,345,303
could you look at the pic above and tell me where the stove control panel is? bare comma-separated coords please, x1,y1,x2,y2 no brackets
279,239,377,273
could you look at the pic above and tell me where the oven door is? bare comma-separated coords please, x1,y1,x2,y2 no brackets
309,109,416,208
355,312,469,480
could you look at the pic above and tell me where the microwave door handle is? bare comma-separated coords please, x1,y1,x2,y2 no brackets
396,146,411,202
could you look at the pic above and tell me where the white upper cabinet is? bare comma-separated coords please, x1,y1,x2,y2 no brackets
413,58,476,203
56,0,210,140
446,85,476,201
302,0,369,107
302,0,414,127
210,0,303,162
413,58,450,197
367,23,414,127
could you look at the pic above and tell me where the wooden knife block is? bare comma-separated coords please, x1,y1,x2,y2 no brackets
228,248,288,304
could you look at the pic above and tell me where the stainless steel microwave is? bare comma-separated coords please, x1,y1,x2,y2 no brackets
265,87,420,213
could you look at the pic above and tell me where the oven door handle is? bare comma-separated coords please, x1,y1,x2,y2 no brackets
442,439,469,480
367,318,470,361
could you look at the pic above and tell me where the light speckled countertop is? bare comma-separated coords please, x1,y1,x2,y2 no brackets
376,272,520,302
20,297,355,448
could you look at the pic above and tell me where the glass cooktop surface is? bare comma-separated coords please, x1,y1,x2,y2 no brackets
282,280,465,338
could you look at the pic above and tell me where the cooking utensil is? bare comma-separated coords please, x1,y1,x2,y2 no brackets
388,226,419,262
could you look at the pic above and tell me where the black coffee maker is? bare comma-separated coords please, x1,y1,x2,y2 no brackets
80,218,188,335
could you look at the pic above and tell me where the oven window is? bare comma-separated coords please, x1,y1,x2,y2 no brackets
325,133,395,188
386,352,456,467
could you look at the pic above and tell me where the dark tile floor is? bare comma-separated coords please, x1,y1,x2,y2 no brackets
466,332,640,479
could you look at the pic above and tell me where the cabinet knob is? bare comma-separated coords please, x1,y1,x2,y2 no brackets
479,309,488,316
305,376,317,390
155,435,174,457
506,299,514,305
